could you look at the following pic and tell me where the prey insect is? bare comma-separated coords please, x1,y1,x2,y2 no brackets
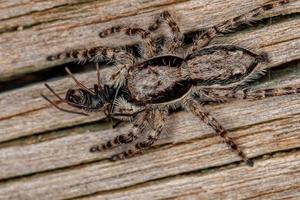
43,0,296,166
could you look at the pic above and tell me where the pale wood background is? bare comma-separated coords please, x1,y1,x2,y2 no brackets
0,0,300,199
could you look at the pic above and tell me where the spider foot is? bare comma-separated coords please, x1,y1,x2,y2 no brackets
110,149,141,161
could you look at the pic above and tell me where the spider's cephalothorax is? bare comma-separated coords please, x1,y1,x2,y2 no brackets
43,0,298,166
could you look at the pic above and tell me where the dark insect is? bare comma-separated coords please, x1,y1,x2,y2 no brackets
43,0,296,166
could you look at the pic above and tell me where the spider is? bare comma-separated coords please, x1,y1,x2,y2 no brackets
42,0,297,166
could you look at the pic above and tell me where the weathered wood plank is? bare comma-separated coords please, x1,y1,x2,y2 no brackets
0,0,83,21
0,64,299,180
0,1,300,200
79,151,300,200
0,0,298,81
0,110,300,199
0,17,299,143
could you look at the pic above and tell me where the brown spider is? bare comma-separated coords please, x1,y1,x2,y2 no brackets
43,0,297,166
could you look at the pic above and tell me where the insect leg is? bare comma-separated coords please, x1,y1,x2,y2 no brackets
186,98,253,166
95,63,103,89
65,67,96,95
99,26,156,59
41,83,89,116
90,110,150,153
110,108,168,161
189,0,289,52
148,11,183,54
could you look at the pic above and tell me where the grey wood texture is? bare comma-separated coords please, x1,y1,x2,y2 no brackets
0,0,299,199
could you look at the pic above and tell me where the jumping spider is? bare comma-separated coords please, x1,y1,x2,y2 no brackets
43,0,297,166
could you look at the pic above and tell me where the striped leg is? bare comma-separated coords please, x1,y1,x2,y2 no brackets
90,110,150,153
47,46,135,64
186,98,253,166
148,11,183,53
197,86,300,102
189,0,289,52
47,45,135,88
99,26,156,59
110,109,168,161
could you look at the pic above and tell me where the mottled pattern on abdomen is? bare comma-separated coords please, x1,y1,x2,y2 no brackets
186,45,266,86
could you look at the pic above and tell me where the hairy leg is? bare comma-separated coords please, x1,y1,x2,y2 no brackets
110,108,168,161
186,98,253,166
90,110,150,153
148,11,183,54
196,86,300,102
188,0,289,52
47,46,134,64
99,26,156,59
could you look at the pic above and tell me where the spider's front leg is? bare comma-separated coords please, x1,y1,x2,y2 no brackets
90,110,150,153
148,11,184,54
47,45,135,88
99,26,157,59
98,25,158,87
47,45,134,64
189,0,289,52
110,108,168,161
185,97,253,166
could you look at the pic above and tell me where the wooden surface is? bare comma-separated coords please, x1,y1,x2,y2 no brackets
0,0,300,199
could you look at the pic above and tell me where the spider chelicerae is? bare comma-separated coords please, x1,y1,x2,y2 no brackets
42,0,297,166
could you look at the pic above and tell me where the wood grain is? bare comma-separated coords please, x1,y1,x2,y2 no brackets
0,17,299,143
1,90,300,177
0,0,300,200
80,151,300,200
0,0,299,81
1,108,300,199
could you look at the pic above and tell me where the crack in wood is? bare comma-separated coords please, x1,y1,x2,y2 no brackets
69,147,300,200
0,1,299,199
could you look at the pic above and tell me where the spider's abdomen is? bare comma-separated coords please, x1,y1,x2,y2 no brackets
185,45,268,86
127,55,190,104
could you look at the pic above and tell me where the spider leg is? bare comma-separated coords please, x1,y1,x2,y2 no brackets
197,86,300,102
239,86,300,100
148,11,183,54
110,108,168,161
102,104,123,129
47,45,135,88
186,98,253,166
99,26,156,59
90,110,150,153
111,119,122,129
47,46,134,64
188,0,289,52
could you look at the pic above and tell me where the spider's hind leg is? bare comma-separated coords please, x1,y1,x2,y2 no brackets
185,97,253,166
197,86,300,102
148,11,183,54
189,0,289,52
